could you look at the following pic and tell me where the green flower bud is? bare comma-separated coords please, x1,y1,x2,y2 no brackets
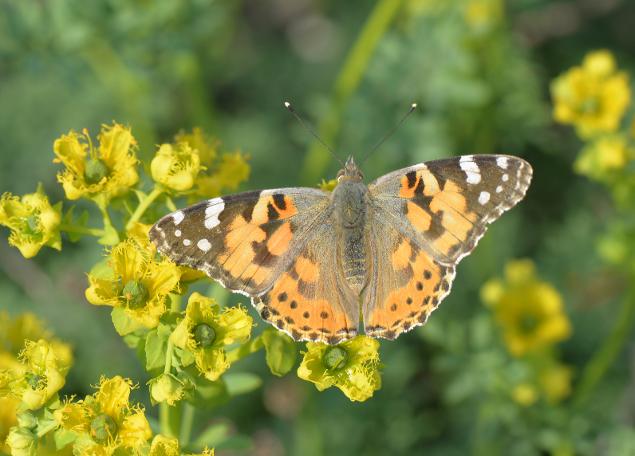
90,413,118,443
323,346,348,370
6,427,36,456
17,412,38,430
121,280,149,309
193,323,216,348
84,158,110,184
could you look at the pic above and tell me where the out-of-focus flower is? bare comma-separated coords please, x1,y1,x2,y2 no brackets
150,142,202,192
318,179,337,192
176,128,250,199
149,434,215,456
171,293,253,381
86,239,181,329
551,50,630,139
574,134,632,181
512,383,538,407
0,396,20,454
58,376,152,455
481,259,571,357
12,340,71,410
463,0,503,30
53,123,139,201
0,185,61,258
538,362,573,404
297,336,381,402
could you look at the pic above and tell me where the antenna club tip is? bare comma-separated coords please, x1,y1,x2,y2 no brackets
284,101,291,108
411,103,417,109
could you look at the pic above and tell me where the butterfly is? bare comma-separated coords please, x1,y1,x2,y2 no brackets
150,154,532,344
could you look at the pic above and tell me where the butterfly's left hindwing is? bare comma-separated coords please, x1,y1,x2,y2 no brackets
150,188,330,296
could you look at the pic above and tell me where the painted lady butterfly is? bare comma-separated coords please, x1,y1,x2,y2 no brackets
150,154,532,344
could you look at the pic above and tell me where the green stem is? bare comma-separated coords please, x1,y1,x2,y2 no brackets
299,0,404,184
225,335,265,364
126,186,164,231
94,197,120,245
58,223,105,237
179,403,196,448
159,401,182,439
573,287,635,407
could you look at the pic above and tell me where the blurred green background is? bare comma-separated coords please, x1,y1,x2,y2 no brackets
2,0,635,454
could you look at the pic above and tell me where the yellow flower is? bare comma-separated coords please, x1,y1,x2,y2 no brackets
0,185,61,258
6,426,36,456
551,50,631,138
512,383,538,407
0,396,20,454
482,259,571,357
13,340,70,410
64,376,152,455
149,434,214,456
150,142,202,192
464,0,503,30
171,292,253,381
53,123,139,201
149,435,180,456
176,128,250,199
86,239,181,329
574,134,632,181
539,362,572,404
297,335,382,402
318,178,337,192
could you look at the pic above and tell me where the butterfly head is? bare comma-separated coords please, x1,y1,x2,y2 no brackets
337,155,364,182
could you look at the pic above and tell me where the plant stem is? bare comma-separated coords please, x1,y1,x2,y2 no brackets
226,335,264,364
573,287,635,407
58,223,105,237
126,186,164,231
159,401,182,438
179,403,196,447
299,0,404,184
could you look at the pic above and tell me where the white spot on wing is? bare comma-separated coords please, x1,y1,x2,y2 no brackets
496,156,509,169
172,211,185,225
495,185,503,193
205,198,225,229
197,238,212,252
175,229,182,237
459,156,481,184
183,239,191,246
478,191,490,205
502,174,509,182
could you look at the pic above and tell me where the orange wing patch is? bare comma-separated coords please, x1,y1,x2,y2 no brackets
365,238,455,340
253,250,358,344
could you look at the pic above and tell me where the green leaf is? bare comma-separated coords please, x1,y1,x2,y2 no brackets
185,377,229,409
98,224,120,246
193,422,230,449
145,323,171,371
53,428,77,450
224,372,262,396
111,307,144,336
262,329,297,377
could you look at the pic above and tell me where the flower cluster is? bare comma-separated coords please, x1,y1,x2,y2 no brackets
297,336,382,402
551,50,630,139
53,123,139,203
482,259,573,405
86,237,181,331
0,185,62,258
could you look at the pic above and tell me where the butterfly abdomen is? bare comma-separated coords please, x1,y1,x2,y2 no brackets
333,181,370,294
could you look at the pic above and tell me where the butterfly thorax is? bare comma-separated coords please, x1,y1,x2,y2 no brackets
332,156,369,294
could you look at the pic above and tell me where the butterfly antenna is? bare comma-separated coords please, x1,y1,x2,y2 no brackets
284,101,344,167
360,103,417,164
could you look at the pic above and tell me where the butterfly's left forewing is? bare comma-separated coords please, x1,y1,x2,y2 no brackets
364,154,532,339
150,188,330,296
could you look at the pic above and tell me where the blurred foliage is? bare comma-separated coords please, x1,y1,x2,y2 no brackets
1,0,635,454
